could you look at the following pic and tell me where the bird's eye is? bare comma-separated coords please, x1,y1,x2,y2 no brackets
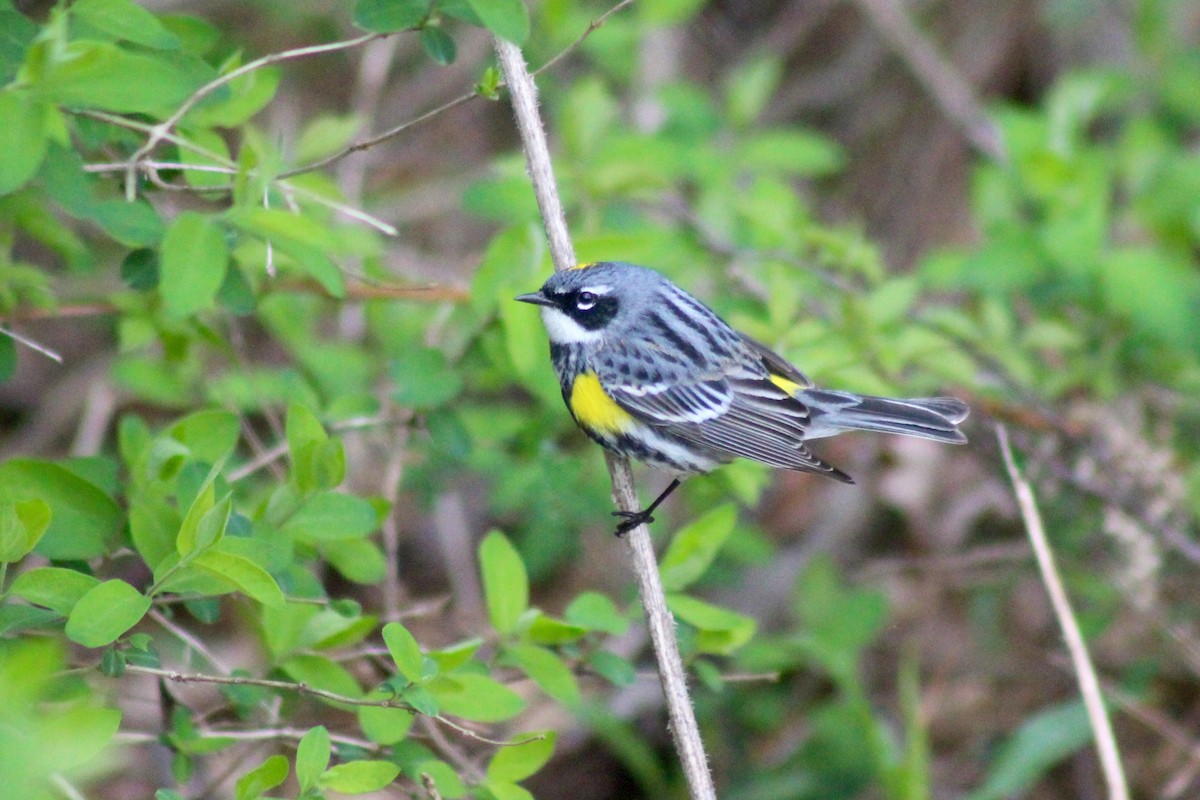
576,291,597,311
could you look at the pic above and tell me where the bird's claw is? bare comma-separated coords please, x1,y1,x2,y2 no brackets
611,509,654,537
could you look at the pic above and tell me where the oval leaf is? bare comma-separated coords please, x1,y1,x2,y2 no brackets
281,491,379,541
479,531,528,635
382,621,424,683
486,731,556,783
319,760,401,793
160,211,229,319
428,673,525,722
65,579,151,647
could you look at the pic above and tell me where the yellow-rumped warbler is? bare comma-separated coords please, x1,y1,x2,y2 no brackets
516,261,969,535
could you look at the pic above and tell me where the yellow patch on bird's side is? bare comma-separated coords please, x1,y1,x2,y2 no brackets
768,374,804,396
569,372,634,433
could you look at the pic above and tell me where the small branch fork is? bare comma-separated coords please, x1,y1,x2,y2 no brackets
493,22,718,800
996,424,1130,800
122,665,542,748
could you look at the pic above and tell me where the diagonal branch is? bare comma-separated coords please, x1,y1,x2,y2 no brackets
493,33,718,800
854,0,1006,162
996,424,1129,800
122,32,385,200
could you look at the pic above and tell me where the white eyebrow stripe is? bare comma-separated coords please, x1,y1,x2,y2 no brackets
582,284,613,295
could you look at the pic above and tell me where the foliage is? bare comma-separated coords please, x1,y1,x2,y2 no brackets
0,0,1198,798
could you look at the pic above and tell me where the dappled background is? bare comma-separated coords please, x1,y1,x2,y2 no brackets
4,0,1200,798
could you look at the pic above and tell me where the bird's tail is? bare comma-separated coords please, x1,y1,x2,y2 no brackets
798,389,969,443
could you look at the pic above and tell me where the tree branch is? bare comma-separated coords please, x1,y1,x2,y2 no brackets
996,424,1129,800
122,665,541,747
493,33,718,800
853,0,1006,162
122,32,385,200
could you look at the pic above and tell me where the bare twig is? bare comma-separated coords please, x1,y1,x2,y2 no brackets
0,324,62,363
996,424,1129,800
0,281,465,326
122,33,383,199
81,111,397,235
280,0,630,180
853,0,1006,162
122,664,540,747
493,32,717,800
533,0,635,77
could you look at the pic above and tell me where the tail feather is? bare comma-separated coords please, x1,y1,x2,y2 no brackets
799,390,969,443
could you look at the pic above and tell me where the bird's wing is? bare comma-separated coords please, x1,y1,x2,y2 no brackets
596,340,852,481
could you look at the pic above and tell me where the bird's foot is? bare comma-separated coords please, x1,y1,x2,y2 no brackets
611,509,654,537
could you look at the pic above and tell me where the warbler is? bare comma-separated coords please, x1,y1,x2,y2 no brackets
516,262,969,535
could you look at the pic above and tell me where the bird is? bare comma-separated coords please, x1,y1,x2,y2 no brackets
515,261,969,535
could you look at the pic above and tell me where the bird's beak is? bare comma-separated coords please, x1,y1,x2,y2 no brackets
515,291,554,307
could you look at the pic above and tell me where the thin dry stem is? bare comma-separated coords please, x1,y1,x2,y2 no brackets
996,424,1129,800
854,0,1006,162
122,664,541,747
494,30,717,800
123,33,382,199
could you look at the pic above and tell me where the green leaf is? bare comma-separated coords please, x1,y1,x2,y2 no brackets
658,503,736,592
507,644,580,706
323,538,386,585
175,470,225,557
382,621,425,683
588,650,636,687
295,114,364,164
0,5,37,83
177,127,231,189
479,530,528,635
281,654,364,704
966,701,1092,800
390,347,463,409
160,211,229,319
526,614,588,645
428,638,483,673
88,198,165,247
38,40,210,115
484,781,535,800
737,129,845,177
167,409,241,465
427,673,526,722
72,0,181,49
0,335,14,383
65,579,152,647
666,593,757,655
0,89,48,195
725,53,782,127
401,684,440,716
564,591,627,635
352,0,430,32
286,402,344,494
466,0,529,43
420,26,456,65
235,754,289,800
193,549,285,607
225,207,346,296
1100,247,1200,349
0,499,51,561
281,491,379,541
357,699,414,745
486,731,556,782
184,60,279,129
9,566,100,615
319,760,401,793
295,726,331,792
0,460,122,560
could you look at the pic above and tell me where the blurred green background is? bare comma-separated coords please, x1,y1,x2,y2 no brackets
1,0,1199,798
